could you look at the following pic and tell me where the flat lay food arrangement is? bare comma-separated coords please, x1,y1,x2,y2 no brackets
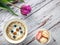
0,0,60,45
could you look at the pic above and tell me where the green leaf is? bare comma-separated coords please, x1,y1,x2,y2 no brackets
8,0,14,3
20,0,24,2
0,2,18,16
0,0,9,4
0,0,24,16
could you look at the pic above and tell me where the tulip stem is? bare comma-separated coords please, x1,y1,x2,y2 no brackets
8,2,20,9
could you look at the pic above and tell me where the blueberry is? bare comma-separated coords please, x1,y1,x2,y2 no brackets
11,30,13,33
13,36,16,39
20,31,23,34
19,27,21,30
14,25,17,27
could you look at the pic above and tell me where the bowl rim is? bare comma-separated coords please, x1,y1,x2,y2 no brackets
3,19,28,44
35,28,51,44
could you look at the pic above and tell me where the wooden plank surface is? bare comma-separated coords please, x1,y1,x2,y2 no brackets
0,0,60,45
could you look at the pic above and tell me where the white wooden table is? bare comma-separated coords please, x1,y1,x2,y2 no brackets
0,0,60,45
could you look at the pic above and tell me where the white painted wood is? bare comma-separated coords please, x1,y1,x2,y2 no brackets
0,0,60,45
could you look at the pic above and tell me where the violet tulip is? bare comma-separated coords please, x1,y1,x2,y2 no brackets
20,5,32,16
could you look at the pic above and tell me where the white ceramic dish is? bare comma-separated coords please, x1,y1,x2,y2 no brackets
35,28,51,45
4,19,28,44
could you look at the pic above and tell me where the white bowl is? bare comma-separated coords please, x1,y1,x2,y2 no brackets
3,19,28,44
35,28,51,45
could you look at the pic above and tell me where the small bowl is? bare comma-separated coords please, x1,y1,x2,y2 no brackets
3,19,28,44
35,28,51,45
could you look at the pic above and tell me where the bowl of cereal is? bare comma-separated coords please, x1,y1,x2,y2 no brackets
4,19,27,44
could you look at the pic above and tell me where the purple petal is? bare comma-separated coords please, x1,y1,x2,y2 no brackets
20,5,32,15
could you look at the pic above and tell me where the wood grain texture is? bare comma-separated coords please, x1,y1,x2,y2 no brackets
0,0,60,45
